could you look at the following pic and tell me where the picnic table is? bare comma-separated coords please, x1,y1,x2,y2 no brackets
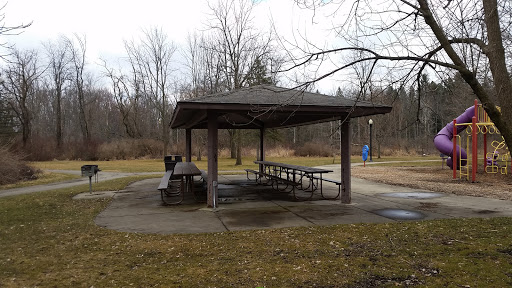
248,160,339,200
158,162,202,205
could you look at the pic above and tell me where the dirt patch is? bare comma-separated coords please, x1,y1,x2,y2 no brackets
416,202,439,210
352,166,512,201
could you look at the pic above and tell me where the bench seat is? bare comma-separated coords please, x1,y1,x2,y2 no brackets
158,171,173,191
311,176,341,200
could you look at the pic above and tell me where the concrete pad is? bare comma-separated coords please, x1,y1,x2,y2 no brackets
216,206,313,231
96,210,227,234
282,203,391,225
91,172,512,235
95,178,227,234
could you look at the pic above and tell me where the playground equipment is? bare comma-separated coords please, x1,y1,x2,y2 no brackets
433,100,510,182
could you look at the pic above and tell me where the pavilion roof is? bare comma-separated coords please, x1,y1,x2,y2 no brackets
170,85,392,129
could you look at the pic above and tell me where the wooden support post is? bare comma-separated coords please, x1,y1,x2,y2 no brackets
207,112,218,208
340,119,351,204
186,129,192,162
259,128,265,174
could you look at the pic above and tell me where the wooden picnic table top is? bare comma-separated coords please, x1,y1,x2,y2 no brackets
254,160,333,174
173,162,202,177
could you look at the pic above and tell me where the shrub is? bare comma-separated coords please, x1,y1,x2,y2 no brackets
0,145,39,185
294,142,333,157
97,138,163,160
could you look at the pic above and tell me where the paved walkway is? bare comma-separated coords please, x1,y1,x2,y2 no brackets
0,170,158,198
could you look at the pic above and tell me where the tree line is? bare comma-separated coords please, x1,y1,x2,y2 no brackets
0,0,508,162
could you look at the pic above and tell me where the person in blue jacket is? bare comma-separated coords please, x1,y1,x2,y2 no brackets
362,145,369,166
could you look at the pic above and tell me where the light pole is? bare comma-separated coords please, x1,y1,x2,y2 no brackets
368,119,373,162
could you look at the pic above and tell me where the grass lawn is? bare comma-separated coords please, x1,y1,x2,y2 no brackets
1,174,512,287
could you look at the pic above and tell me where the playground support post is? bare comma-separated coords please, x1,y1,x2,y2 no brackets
472,116,477,182
453,119,457,179
471,99,478,182
484,127,487,171
369,119,373,162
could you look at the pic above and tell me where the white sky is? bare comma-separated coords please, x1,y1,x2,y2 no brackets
2,0,343,93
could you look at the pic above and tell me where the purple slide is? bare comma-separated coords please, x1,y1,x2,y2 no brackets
433,106,475,169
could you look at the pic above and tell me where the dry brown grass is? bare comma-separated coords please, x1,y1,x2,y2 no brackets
352,165,512,200
97,139,164,160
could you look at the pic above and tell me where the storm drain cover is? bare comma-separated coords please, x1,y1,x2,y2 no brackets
378,192,445,199
374,209,426,220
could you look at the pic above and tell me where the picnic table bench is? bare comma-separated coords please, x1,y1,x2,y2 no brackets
248,161,339,200
158,162,203,205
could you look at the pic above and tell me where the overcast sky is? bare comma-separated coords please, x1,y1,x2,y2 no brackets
2,0,342,93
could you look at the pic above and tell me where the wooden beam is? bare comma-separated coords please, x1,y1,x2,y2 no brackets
259,127,265,173
186,129,192,162
222,113,265,128
183,110,208,129
340,119,351,204
207,111,218,208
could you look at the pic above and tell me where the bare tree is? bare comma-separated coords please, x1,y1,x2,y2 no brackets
1,49,41,147
124,27,177,155
101,60,143,138
286,0,512,151
65,34,90,141
43,36,70,149
203,0,277,165
0,3,32,59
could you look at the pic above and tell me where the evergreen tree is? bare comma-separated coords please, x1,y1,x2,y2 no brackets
0,97,17,141
246,57,273,86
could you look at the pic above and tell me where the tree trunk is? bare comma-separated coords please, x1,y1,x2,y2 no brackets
22,118,30,147
55,89,62,149
229,129,236,158
481,0,512,151
162,93,168,156
235,129,242,165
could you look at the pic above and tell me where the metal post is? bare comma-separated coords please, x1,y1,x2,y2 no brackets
472,116,477,182
453,119,457,179
483,127,487,171
369,119,373,162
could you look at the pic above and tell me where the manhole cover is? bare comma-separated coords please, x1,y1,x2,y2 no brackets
374,209,426,220
240,183,258,187
378,192,445,199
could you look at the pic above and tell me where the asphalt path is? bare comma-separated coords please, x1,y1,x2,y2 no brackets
0,170,159,198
